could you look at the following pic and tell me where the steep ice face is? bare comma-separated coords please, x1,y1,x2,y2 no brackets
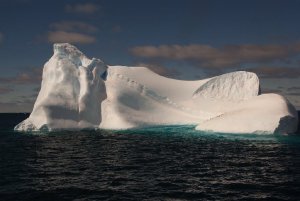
15,43,107,131
15,44,299,134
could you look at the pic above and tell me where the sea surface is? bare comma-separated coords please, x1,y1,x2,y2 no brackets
0,113,300,201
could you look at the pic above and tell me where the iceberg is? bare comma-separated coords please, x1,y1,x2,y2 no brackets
15,43,107,131
15,43,299,134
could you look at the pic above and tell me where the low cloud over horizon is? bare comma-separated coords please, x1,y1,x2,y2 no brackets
247,66,300,79
46,20,98,44
0,67,42,85
135,62,180,78
0,86,13,94
65,3,99,14
130,42,300,79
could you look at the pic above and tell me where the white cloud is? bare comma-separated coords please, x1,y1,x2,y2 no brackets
50,21,98,33
65,3,99,14
48,31,96,44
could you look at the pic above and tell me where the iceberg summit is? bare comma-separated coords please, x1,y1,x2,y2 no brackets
15,43,299,134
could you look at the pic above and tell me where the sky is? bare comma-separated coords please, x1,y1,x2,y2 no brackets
0,0,300,112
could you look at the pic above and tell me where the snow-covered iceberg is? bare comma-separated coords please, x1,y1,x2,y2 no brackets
15,44,107,131
15,43,299,134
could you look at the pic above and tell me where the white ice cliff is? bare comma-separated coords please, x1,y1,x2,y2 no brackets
15,43,299,134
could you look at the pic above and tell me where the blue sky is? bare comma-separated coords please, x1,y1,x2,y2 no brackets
0,0,300,112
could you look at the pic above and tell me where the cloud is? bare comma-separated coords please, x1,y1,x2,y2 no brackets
47,31,96,44
130,43,300,68
65,3,99,14
287,86,300,91
49,21,98,33
286,87,300,96
247,66,300,79
0,101,34,113
260,88,283,94
135,63,179,77
0,87,38,112
0,67,42,84
46,20,97,44
0,86,13,94
287,92,300,96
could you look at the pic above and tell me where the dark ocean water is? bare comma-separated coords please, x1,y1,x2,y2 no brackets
0,114,300,201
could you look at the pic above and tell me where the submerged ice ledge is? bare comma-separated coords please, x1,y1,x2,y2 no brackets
15,43,299,134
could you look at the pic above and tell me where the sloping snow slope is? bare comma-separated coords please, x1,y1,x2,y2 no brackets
15,43,298,134
195,94,298,134
100,66,212,129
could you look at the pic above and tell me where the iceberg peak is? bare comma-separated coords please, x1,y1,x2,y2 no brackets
53,43,84,57
52,43,105,70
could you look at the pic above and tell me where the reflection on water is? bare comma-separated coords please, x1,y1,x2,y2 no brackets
0,124,300,200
